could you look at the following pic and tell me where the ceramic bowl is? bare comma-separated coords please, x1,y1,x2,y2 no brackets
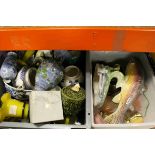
14,66,28,89
4,81,31,100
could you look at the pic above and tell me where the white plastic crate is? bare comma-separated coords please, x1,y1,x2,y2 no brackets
88,51,155,129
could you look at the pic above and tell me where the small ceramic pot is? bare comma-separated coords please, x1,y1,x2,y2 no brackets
35,60,64,90
4,81,31,100
24,68,37,90
0,52,18,81
61,85,85,116
61,65,84,87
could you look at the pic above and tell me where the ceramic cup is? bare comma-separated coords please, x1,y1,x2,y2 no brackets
24,68,37,90
61,65,84,87
61,85,85,116
35,60,64,90
0,52,18,81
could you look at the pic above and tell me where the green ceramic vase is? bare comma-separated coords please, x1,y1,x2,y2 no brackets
61,85,85,116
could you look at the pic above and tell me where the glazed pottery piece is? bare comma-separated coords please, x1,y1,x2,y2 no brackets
35,60,64,90
24,68,37,90
93,63,124,108
54,50,81,65
0,52,18,81
103,59,144,124
4,81,31,100
14,66,28,89
61,65,84,87
61,84,85,116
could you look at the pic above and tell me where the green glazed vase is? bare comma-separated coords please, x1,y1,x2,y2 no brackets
61,85,85,116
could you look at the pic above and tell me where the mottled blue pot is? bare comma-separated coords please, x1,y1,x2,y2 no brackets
35,60,64,90
0,52,17,81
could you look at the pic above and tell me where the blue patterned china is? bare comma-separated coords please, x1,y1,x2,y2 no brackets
24,67,37,90
4,80,31,100
14,66,28,89
35,60,64,90
0,52,18,81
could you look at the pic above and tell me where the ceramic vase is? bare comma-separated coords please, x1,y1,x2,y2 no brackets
35,60,64,90
0,52,18,81
61,85,85,116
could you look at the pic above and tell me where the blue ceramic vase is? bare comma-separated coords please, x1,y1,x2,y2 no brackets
0,52,17,81
35,60,64,90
